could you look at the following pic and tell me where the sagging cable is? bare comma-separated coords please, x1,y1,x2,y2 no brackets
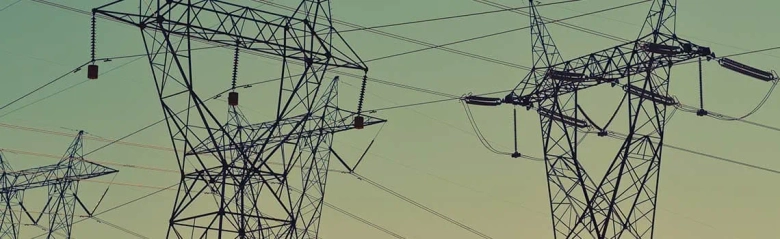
576,105,605,136
461,101,512,156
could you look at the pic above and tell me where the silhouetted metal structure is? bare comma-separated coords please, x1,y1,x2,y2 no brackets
93,0,383,238
0,131,118,238
464,1,777,238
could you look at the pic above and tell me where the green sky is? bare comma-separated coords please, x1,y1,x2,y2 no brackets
1,0,779,238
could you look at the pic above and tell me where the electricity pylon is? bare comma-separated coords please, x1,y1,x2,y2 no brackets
0,131,118,238
93,0,384,238
463,1,777,238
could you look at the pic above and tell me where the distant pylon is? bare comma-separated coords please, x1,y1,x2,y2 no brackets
43,131,117,238
0,131,118,238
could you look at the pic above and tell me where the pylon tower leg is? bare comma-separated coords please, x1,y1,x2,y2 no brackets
587,65,671,239
538,92,602,239
45,181,79,238
0,191,23,239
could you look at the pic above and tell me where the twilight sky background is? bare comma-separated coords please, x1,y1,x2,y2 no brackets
1,0,779,238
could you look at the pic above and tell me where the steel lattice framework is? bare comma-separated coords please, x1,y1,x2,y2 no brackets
94,0,384,238
465,0,775,238
0,131,118,238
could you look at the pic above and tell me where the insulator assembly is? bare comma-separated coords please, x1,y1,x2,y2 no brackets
464,95,502,106
87,13,99,80
228,42,240,106
537,108,588,128
547,69,587,82
718,58,776,82
354,73,368,130
641,42,681,55
623,85,677,106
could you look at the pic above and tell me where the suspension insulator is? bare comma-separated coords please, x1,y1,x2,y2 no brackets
228,92,239,106
718,58,776,82
642,42,681,55
537,108,588,128
87,64,99,80
354,116,365,129
623,85,677,106
464,95,502,106
547,69,586,81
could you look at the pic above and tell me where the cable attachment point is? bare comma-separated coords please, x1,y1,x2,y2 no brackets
87,13,99,80
354,72,369,129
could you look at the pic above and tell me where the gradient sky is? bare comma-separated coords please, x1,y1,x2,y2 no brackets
1,0,779,238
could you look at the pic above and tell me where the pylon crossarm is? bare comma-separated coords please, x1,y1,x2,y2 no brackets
0,164,116,193
507,36,712,106
94,0,368,70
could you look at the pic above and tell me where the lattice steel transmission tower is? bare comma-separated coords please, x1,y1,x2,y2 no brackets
0,131,118,238
93,0,384,238
463,1,777,238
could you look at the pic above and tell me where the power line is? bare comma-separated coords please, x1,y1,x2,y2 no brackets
0,0,22,12
341,0,580,33
473,0,633,42
250,0,526,69
602,131,780,175
367,97,459,112
677,45,780,67
0,46,220,119
352,172,494,239
0,61,89,112
722,45,780,58
0,56,146,119
365,0,650,63
287,186,406,239
89,216,149,239
30,183,176,239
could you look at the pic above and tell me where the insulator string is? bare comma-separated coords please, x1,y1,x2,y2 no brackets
698,57,704,109
231,42,240,90
90,12,96,63
357,72,368,114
